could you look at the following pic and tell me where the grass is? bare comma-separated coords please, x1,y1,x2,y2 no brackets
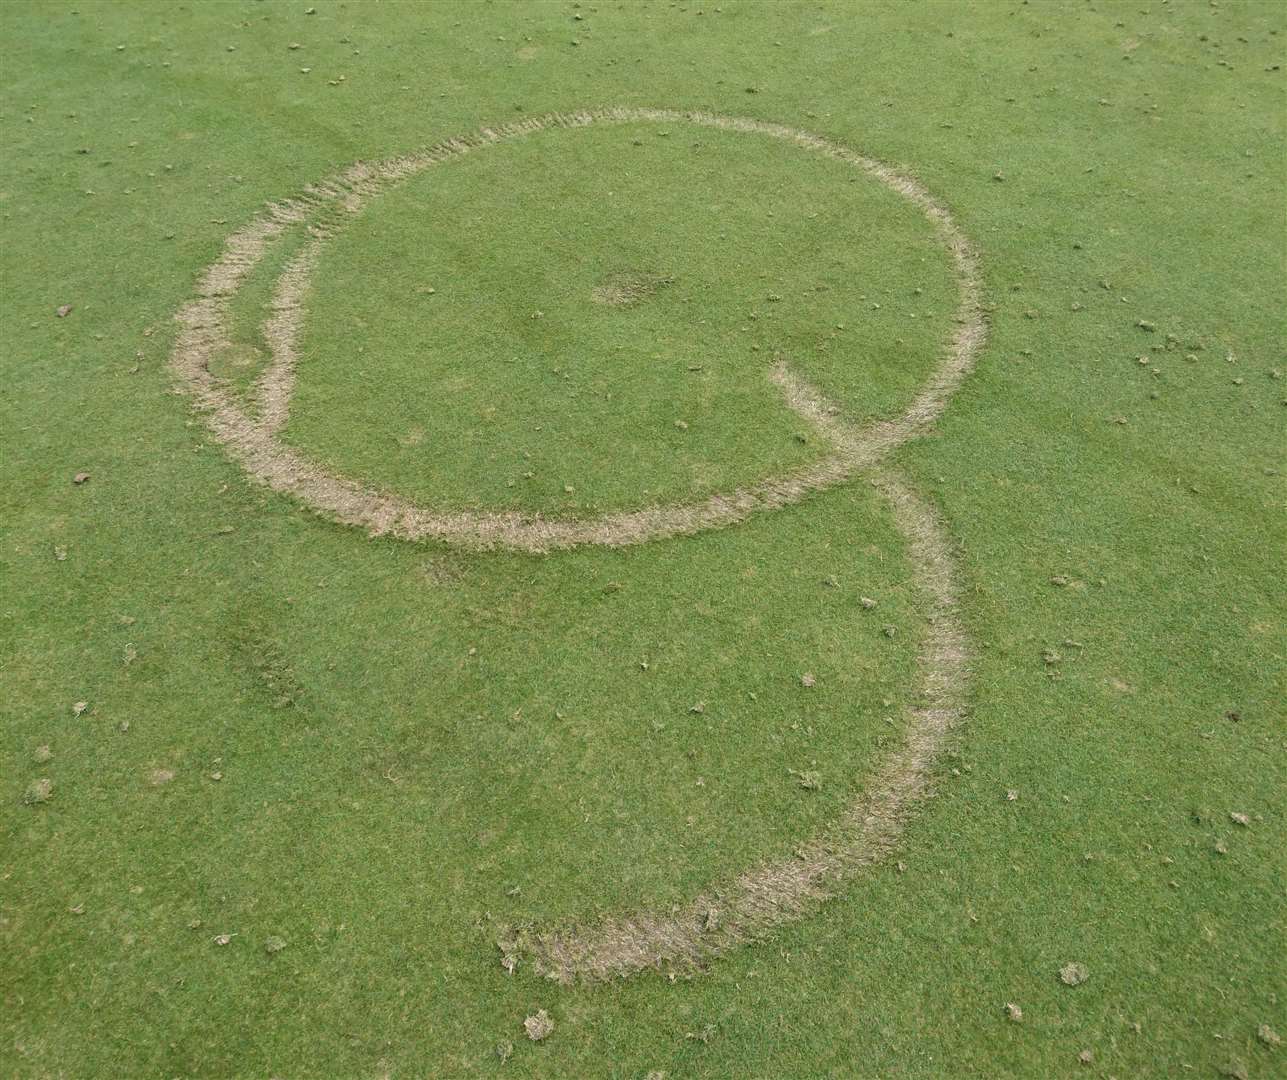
286,117,954,514
2,1,1284,1077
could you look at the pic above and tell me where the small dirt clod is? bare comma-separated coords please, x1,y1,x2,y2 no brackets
789,768,822,791
523,1009,554,1041
23,778,53,805
1060,961,1089,986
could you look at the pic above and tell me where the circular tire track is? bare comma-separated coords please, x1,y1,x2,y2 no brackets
170,108,987,982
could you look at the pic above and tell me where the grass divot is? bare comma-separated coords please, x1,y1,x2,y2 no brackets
590,270,674,307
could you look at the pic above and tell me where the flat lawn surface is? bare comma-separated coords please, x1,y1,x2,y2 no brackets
1,2,1284,1077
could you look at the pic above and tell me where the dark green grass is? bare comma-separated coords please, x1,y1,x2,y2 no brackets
2,2,1284,1078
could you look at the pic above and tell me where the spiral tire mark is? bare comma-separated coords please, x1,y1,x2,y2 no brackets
169,108,986,983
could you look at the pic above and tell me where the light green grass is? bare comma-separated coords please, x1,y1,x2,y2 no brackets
1,2,1284,1078
287,118,954,514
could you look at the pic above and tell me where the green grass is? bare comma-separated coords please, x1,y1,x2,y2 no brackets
287,118,954,514
2,2,1284,1078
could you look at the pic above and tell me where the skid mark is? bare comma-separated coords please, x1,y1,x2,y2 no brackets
169,108,987,983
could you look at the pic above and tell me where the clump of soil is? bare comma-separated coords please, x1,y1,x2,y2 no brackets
23,778,53,805
523,1009,554,1041
1059,961,1089,986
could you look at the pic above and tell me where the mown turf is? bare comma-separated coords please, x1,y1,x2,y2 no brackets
287,117,954,515
2,2,1284,1078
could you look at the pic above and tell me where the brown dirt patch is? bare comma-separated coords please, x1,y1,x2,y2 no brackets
591,271,673,307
